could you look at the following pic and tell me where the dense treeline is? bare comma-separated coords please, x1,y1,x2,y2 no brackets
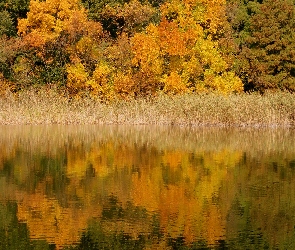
1,0,295,98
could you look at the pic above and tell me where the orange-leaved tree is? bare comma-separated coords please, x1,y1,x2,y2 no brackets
130,0,243,94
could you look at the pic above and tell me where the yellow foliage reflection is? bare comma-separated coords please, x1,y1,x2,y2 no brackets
14,139,240,247
17,191,102,249
0,126,294,248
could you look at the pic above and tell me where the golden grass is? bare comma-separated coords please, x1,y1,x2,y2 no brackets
0,87,295,126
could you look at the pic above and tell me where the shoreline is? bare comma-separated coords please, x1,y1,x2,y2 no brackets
1,89,295,127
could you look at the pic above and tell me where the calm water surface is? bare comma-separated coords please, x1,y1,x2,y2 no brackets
0,125,295,249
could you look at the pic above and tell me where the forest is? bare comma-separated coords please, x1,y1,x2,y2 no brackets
1,0,295,100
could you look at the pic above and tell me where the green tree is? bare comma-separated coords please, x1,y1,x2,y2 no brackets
0,11,14,37
0,0,30,89
0,0,30,37
228,0,295,92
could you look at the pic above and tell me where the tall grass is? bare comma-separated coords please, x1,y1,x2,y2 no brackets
0,87,295,126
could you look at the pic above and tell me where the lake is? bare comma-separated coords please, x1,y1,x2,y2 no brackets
0,125,295,249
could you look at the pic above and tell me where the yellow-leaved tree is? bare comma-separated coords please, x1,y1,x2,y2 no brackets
18,0,102,46
17,0,103,93
16,0,243,97
130,0,243,94
130,24,163,95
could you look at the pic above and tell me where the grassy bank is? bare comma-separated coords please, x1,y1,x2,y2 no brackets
0,88,295,126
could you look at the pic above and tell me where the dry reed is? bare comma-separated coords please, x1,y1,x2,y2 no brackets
0,87,295,126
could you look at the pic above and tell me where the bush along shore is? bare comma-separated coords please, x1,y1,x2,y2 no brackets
0,87,295,127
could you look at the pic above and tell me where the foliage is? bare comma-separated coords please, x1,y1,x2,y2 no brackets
227,0,295,92
0,0,246,96
3,0,295,96
97,0,157,38
130,24,163,95
0,0,30,37
162,71,186,94
66,61,89,94
0,11,14,37
129,0,243,94
14,0,104,90
89,61,114,99
113,70,136,98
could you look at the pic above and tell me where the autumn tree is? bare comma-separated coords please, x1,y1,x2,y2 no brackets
81,0,162,24
82,0,157,38
130,0,243,95
15,0,103,91
227,0,295,92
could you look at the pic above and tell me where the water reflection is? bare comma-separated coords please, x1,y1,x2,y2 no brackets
0,125,295,249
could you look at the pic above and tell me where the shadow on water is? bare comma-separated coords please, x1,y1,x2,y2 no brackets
0,125,295,249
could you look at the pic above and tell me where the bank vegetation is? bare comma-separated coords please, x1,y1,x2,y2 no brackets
0,87,294,126
1,0,295,126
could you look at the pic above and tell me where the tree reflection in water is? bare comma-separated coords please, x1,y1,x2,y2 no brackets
0,125,294,249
